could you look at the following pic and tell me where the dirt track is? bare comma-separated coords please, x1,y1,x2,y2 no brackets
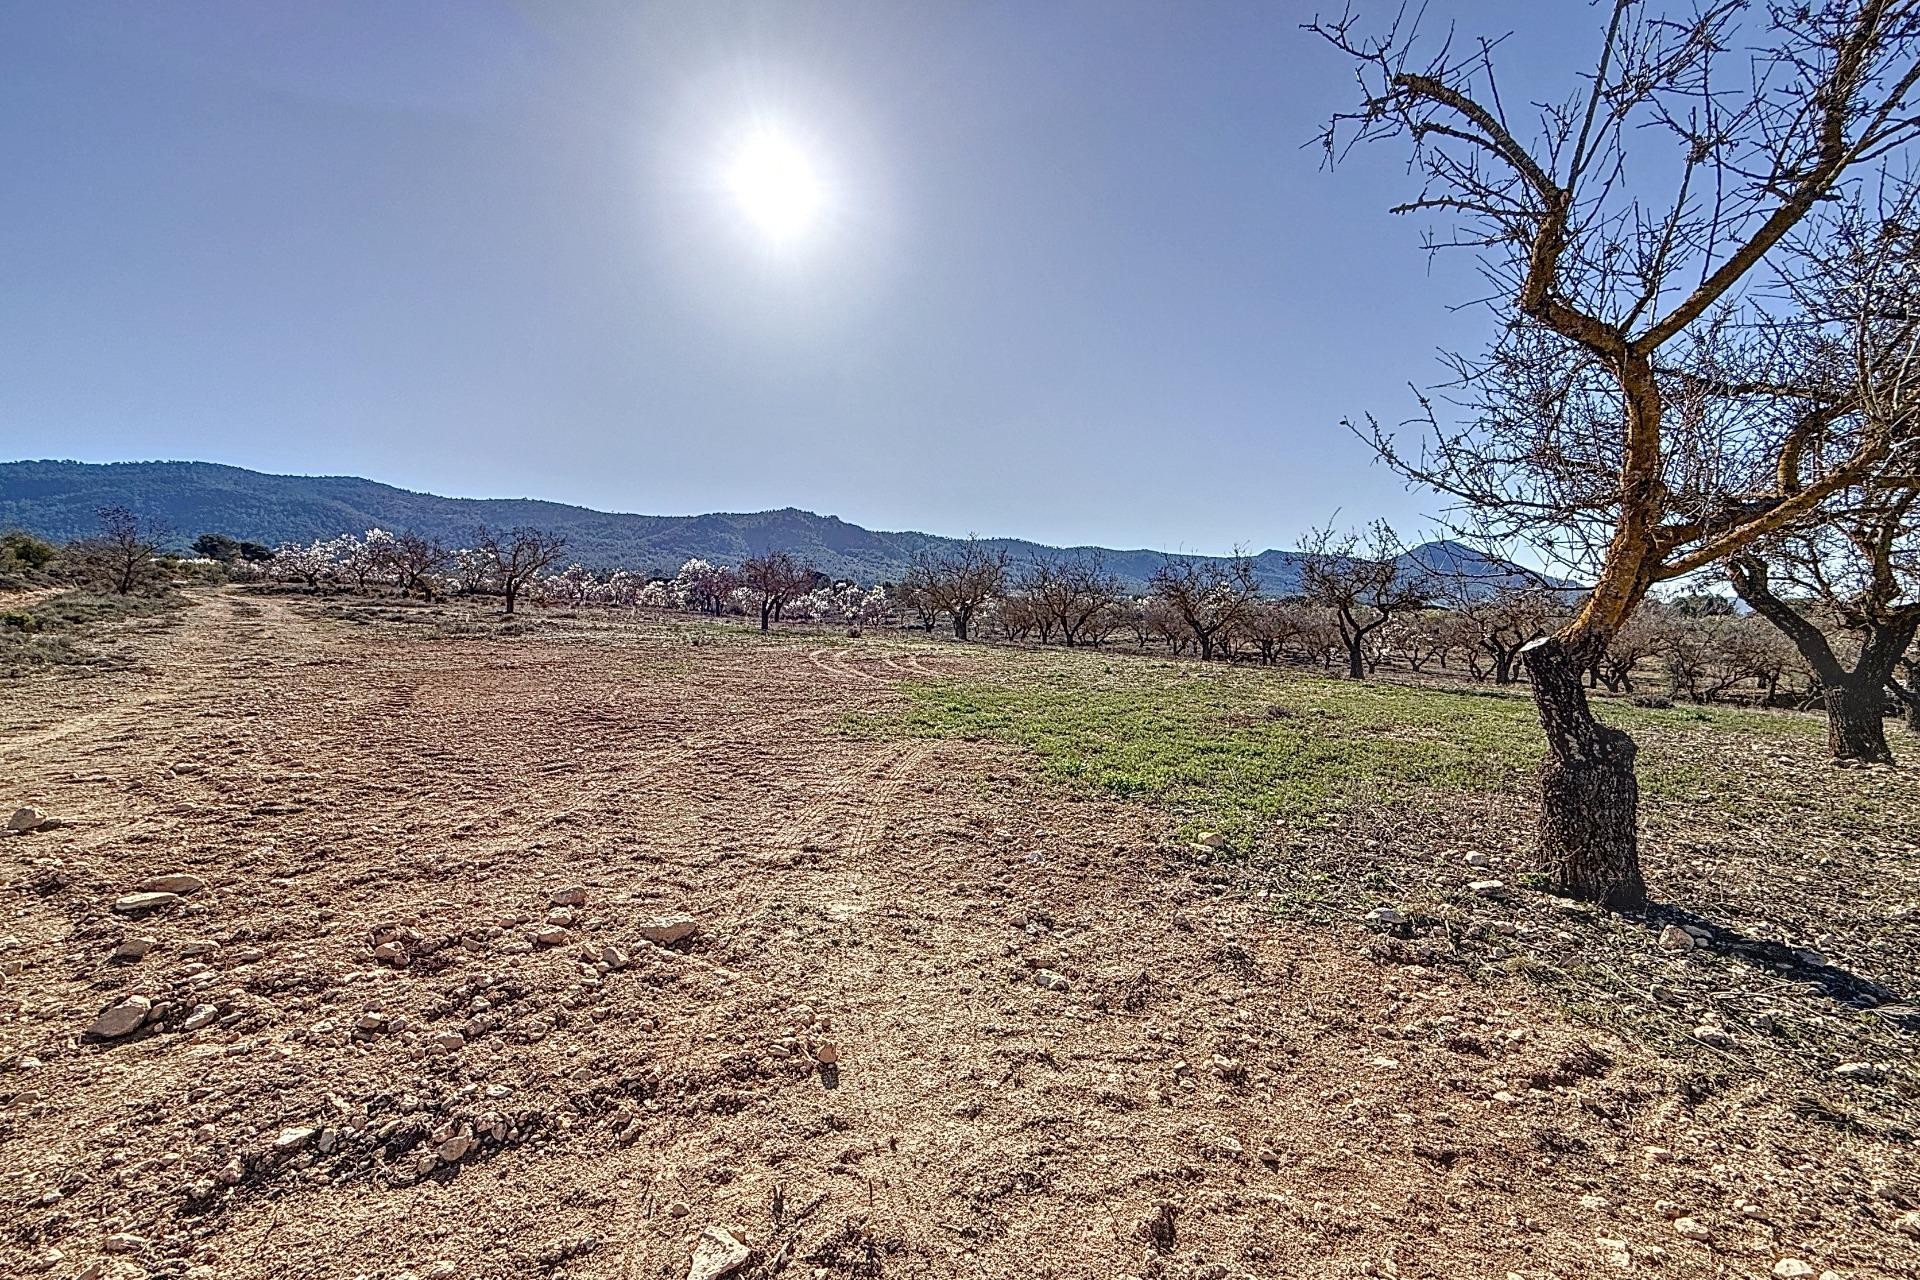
3,591,1916,1280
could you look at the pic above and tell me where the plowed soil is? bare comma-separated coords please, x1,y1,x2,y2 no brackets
2,590,1916,1280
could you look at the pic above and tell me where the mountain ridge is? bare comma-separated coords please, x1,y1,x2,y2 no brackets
0,459,1565,595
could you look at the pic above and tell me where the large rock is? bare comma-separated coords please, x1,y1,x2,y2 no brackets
6,806,49,833
88,995,152,1039
112,892,181,914
687,1228,749,1280
638,913,699,946
138,873,205,895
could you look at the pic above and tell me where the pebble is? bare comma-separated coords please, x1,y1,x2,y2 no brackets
274,1127,318,1153
1673,1217,1710,1242
87,995,152,1039
112,892,181,914
1834,1061,1885,1082
180,1004,219,1031
1033,969,1071,992
533,926,570,947
1692,1025,1737,1050
112,937,158,961
138,873,205,895
1658,925,1695,950
1467,879,1505,896
438,1135,475,1162
814,1041,840,1064
550,885,587,906
687,1227,750,1280
637,913,699,945
1773,1262,1815,1278
1194,831,1226,849
1365,907,1407,927
1896,1210,1920,1238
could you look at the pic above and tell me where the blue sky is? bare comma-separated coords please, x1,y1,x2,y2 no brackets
0,1,1603,554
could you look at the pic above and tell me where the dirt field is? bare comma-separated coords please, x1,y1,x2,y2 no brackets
3,589,1917,1280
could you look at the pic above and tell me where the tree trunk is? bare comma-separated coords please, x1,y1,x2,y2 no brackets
1825,679,1892,763
504,582,519,615
1345,635,1364,679
952,613,968,640
1521,637,1646,911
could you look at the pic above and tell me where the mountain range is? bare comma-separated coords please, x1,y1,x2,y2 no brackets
0,459,1566,595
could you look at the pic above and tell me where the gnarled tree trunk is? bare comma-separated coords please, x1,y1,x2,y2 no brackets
1825,680,1893,763
1522,636,1646,911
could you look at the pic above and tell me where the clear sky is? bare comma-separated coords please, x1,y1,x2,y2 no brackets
0,1,1602,555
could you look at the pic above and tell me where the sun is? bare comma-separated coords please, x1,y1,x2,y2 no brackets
724,128,825,243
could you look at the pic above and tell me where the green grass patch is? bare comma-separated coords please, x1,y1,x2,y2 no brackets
844,652,1826,847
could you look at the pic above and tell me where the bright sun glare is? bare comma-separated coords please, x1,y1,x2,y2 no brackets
724,129,825,243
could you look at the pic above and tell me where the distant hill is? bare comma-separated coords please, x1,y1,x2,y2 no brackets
0,459,1571,595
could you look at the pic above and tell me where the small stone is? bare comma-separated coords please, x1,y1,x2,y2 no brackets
179,1004,219,1031
1464,851,1492,868
1658,925,1695,951
687,1227,750,1280
813,1041,840,1064
432,1032,466,1052
7,806,48,833
1773,1262,1815,1278
550,885,587,906
545,907,575,926
112,892,180,914
637,913,699,946
1896,1210,1920,1238
102,1233,145,1254
1365,907,1407,927
1692,1025,1736,1050
273,1127,318,1153
533,926,570,947
1673,1217,1710,1242
438,1135,475,1162
112,937,158,961
666,1200,690,1218
138,873,205,895
1194,831,1226,849
87,995,152,1039
1033,969,1070,992
1834,1061,1885,1082
1467,879,1505,896
372,941,406,962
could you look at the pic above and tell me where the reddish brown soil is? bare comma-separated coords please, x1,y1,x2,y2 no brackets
2,590,1915,1280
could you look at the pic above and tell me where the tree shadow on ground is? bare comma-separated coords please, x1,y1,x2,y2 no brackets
1643,906,1920,1032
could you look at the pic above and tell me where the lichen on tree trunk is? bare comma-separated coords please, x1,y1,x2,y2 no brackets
1521,635,1647,911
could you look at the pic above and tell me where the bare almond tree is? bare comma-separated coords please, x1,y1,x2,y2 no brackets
1313,2,1920,907
391,531,450,599
1731,484,1920,760
739,550,816,632
904,537,1011,640
1147,554,1260,662
1016,552,1125,647
473,525,567,616
1299,521,1430,679
84,505,168,596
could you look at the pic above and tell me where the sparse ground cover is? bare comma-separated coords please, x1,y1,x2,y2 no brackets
1,591,184,679
1,590,1916,1280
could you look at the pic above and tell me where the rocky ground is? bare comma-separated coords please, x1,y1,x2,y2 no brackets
1,589,1916,1280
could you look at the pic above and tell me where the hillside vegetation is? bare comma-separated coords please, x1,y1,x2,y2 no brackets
0,459,1552,592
